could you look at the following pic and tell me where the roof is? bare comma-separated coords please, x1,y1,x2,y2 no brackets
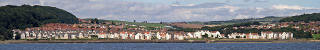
210,31,219,33
261,31,273,34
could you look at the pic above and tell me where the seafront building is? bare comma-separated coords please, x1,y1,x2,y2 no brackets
12,23,294,40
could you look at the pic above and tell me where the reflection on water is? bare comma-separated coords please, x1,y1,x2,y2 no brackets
0,43,320,50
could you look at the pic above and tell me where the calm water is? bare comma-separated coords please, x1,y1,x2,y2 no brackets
0,43,320,50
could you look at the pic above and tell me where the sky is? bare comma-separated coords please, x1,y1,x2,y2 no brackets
1,0,320,23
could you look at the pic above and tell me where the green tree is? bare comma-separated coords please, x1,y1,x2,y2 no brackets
202,34,209,39
91,18,99,24
0,5,79,40
280,13,320,22
312,34,320,40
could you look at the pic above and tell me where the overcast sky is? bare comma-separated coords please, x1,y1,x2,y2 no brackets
1,0,320,22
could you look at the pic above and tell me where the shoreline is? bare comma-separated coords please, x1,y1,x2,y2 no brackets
1,39,320,44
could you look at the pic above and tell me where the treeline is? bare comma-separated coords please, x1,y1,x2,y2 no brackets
202,22,262,34
0,5,79,40
280,13,320,22
202,22,312,38
201,13,320,38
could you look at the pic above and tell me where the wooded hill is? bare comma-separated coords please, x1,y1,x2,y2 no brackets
280,13,320,22
0,5,79,40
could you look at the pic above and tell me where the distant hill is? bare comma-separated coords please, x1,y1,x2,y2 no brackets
230,16,284,22
82,18,165,28
280,13,320,22
0,5,79,40
188,16,285,25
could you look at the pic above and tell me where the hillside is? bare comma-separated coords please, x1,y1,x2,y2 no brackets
0,5,79,40
190,16,284,25
83,18,165,28
280,13,320,22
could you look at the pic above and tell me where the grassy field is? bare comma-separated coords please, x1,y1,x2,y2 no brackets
98,19,165,28
126,22,165,27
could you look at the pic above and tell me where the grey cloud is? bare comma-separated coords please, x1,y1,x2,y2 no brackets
1,0,320,22
241,0,268,2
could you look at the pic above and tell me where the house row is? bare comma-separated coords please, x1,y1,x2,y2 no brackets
14,30,225,40
228,33,260,39
261,31,294,39
12,29,106,39
192,30,224,39
228,31,293,39
13,29,294,40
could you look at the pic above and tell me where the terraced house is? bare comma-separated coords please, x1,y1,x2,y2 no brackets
12,23,294,40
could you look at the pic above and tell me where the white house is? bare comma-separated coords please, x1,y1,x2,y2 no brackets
114,33,120,39
278,32,293,39
62,33,69,39
173,33,184,40
120,32,128,39
165,33,171,40
108,33,115,39
71,35,76,39
193,31,206,38
228,33,246,39
98,33,106,39
210,31,223,38
261,31,294,39
156,32,162,40
186,32,194,39
194,30,223,38
78,33,84,39
246,33,259,39
135,33,143,40
20,33,25,39
37,33,42,39
144,32,151,40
